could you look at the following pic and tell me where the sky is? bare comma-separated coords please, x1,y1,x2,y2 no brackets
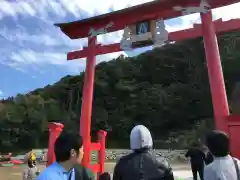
0,0,240,99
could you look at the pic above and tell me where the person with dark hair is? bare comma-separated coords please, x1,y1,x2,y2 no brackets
204,130,240,180
113,125,174,180
185,142,206,180
37,132,94,180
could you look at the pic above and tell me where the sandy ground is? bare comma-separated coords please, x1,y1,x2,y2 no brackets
0,162,194,180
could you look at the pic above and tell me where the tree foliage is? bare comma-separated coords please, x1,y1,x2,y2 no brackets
1,31,240,151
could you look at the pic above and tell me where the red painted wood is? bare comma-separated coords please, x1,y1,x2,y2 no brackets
97,130,107,178
47,122,64,167
55,0,240,39
80,37,97,167
67,43,120,60
227,115,240,159
90,142,101,151
67,18,240,60
88,164,100,173
201,11,229,133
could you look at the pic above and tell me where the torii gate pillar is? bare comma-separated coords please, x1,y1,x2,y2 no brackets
80,36,97,166
47,122,64,167
201,11,229,133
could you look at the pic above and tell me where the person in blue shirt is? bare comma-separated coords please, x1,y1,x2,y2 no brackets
37,132,84,180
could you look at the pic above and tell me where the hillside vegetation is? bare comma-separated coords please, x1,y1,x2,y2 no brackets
1,31,240,152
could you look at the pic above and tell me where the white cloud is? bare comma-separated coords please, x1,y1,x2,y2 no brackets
1,0,239,24
0,25,85,48
8,49,126,73
0,0,153,50
213,3,240,20
0,90,4,99
0,1,239,30
11,50,66,65
0,0,154,21
9,49,126,66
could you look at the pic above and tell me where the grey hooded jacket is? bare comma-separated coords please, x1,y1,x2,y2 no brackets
113,125,174,180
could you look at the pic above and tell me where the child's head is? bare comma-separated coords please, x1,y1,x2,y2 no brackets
99,172,111,180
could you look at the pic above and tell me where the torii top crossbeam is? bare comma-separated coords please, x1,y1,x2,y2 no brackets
55,0,240,39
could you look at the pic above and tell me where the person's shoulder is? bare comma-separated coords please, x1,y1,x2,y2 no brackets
204,161,215,172
204,163,217,179
233,157,240,166
74,164,93,174
74,164,95,179
155,156,170,168
37,164,58,180
233,157,240,161
118,152,135,162
142,151,171,170
114,152,135,169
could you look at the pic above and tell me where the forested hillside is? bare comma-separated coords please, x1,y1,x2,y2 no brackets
1,31,240,152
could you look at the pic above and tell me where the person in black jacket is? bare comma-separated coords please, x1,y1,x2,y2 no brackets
185,143,206,180
113,125,174,180
205,151,214,165
201,145,214,165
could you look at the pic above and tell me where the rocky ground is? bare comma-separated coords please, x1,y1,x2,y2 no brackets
102,149,188,162
22,148,188,163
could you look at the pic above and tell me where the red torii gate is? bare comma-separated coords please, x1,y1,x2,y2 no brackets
67,18,240,59
47,0,240,175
